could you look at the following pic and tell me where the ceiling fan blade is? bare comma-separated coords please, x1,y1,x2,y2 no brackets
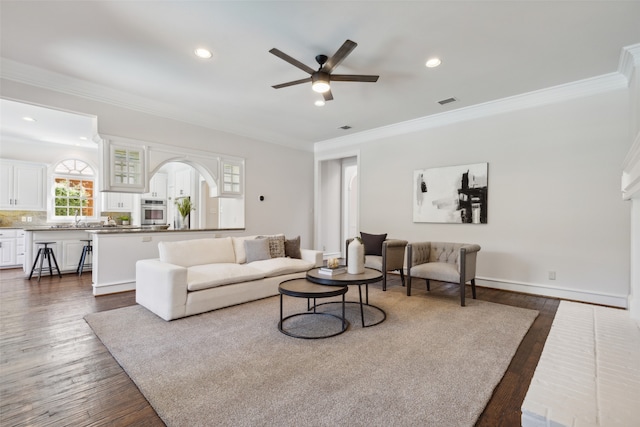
322,90,334,101
269,48,315,74
322,40,357,74
272,77,312,89
330,74,379,82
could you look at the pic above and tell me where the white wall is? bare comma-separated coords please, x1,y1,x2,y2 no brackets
318,159,343,257
318,88,632,307
0,79,315,246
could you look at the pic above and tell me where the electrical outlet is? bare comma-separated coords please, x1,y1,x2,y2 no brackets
548,271,556,280
21,216,26,222
27,217,32,222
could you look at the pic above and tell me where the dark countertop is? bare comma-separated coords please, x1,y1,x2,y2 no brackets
86,227,242,234
21,226,243,234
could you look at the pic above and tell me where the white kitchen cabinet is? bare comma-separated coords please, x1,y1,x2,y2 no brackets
220,159,243,196
0,237,16,267
100,139,146,192
174,169,193,198
61,240,88,271
103,192,134,211
0,160,46,210
143,172,167,199
0,229,24,268
16,230,25,266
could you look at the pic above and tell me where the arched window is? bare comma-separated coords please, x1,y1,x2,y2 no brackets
52,159,95,219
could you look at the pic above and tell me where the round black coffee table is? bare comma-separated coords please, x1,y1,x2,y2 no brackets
278,278,349,339
306,267,386,328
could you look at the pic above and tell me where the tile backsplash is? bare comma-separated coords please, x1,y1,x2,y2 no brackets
0,211,132,227
0,211,47,227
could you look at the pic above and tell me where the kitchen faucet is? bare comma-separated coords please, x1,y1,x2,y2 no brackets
74,209,81,227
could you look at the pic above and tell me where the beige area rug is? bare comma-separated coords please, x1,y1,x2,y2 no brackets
85,286,538,427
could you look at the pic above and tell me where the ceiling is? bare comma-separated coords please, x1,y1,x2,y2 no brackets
1,1,639,151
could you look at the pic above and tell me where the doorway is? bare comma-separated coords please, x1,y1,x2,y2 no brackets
316,155,358,258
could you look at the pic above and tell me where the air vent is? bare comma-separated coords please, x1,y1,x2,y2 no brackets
438,97,457,105
339,125,352,130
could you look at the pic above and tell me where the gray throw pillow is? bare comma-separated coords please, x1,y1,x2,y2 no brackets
285,236,302,259
244,238,271,263
360,232,387,256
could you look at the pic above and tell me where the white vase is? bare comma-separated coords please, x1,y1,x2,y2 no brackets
347,239,365,274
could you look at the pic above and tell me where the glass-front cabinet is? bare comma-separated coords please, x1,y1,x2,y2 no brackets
100,139,147,192
221,159,243,196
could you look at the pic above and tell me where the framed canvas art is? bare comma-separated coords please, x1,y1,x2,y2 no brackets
413,162,488,224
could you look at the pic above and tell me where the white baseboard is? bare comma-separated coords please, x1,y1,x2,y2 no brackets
93,281,135,296
476,277,628,308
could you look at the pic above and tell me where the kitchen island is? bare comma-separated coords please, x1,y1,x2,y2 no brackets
23,227,244,295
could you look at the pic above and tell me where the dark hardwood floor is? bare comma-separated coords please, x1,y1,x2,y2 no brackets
0,268,559,427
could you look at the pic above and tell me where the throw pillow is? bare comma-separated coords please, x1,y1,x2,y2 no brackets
285,235,302,259
360,232,387,256
258,234,286,258
244,238,271,263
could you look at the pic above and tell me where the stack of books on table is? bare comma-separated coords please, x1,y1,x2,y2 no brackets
318,266,347,276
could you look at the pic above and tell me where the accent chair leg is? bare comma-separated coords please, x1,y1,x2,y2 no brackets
426,279,430,291
407,275,412,296
399,269,405,287
471,278,477,299
382,273,387,292
460,280,466,307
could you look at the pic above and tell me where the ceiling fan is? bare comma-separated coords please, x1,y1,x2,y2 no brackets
269,39,379,101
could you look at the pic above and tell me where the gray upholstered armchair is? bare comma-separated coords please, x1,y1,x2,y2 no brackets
346,234,408,291
406,242,481,306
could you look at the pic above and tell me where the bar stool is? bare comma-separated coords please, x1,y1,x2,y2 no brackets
77,239,93,275
28,242,62,282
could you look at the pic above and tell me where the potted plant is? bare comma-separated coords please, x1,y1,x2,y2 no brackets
175,198,195,229
118,215,130,226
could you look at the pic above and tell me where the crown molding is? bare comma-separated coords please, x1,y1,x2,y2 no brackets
316,44,640,153
619,43,640,82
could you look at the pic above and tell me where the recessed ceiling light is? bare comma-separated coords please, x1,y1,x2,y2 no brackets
194,48,212,59
22,116,36,122
425,58,442,68
314,100,325,107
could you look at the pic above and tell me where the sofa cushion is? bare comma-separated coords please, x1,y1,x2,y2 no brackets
258,234,286,258
186,263,265,291
248,257,314,278
361,232,387,256
244,238,271,263
232,235,257,264
158,237,235,267
285,235,301,259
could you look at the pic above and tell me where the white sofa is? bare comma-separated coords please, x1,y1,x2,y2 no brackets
136,235,323,320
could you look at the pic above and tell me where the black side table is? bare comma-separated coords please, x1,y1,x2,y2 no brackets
278,278,349,339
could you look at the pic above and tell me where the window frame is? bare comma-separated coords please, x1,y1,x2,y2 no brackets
50,159,97,223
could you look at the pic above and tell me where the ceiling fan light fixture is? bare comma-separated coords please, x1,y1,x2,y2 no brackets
194,48,212,59
425,57,442,68
311,73,331,93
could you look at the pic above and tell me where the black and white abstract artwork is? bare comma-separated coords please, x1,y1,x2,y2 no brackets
413,162,488,224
